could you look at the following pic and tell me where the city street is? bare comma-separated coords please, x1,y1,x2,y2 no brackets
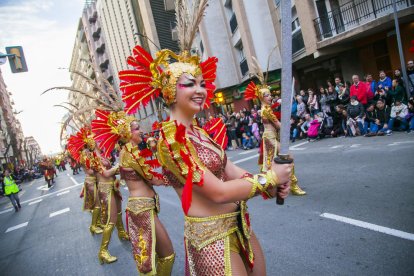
0,133,413,275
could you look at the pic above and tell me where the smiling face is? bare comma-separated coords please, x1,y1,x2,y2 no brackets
130,121,143,145
175,73,207,116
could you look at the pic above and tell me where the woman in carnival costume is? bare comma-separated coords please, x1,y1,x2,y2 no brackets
46,71,130,264
118,1,292,274
91,110,175,275
245,57,306,196
67,127,103,235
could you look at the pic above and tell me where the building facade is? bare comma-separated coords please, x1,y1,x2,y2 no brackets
0,68,28,168
198,0,283,115
95,0,179,131
270,0,414,90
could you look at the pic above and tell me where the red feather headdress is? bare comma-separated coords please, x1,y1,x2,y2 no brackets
91,110,136,158
67,127,94,162
119,45,218,114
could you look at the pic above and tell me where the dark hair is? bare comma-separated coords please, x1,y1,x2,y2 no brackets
377,98,385,103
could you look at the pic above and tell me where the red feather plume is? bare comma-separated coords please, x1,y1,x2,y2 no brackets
67,127,91,162
244,81,259,101
200,57,218,109
202,118,228,150
91,110,119,158
119,45,162,114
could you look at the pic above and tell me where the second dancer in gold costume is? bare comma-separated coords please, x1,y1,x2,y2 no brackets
245,58,306,196
91,110,175,275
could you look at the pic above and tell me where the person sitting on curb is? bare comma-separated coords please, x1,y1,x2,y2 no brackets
383,99,408,135
346,96,365,136
241,133,254,150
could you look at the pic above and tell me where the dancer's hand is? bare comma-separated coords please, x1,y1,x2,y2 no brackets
271,162,292,185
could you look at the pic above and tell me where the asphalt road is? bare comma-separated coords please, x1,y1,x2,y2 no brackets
0,132,413,275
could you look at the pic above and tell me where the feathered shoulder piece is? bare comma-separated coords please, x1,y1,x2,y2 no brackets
91,110,136,158
120,142,163,180
201,117,228,150
157,120,204,214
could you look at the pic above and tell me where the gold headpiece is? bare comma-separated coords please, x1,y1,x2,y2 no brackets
119,0,218,114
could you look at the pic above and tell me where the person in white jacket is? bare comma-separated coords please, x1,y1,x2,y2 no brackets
385,100,408,134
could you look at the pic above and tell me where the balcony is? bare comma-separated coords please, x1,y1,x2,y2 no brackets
240,58,249,76
313,0,414,41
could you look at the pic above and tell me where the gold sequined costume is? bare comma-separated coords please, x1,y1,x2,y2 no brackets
159,122,255,275
83,176,97,211
120,142,174,275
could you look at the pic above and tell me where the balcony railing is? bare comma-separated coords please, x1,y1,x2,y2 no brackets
313,0,414,41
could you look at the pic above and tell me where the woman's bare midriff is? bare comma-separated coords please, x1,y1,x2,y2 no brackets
174,187,238,217
97,174,115,183
126,179,155,198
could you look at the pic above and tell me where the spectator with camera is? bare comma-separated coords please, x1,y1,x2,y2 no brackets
337,83,350,106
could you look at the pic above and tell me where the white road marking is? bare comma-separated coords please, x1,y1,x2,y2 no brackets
0,208,13,214
5,222,29,233
331,145,344,149
388,141,414,146
49,208,70,218
289,141,308,149
350,144,361,148
66,173,70,177
239,149,256,155
321,213,414,241
28,199,42,205
69,176,80,185
290,148,306,151
37,185,49,190
233,154,259,164
57,190,70,196
1,182,82,213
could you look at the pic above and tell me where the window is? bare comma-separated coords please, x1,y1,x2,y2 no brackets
236,43,248,76
229,13,238,34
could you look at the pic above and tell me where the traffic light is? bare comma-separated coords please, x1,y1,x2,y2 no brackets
215,92,224,104
5,46,28,73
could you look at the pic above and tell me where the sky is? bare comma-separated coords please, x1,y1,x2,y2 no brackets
0,0,85,154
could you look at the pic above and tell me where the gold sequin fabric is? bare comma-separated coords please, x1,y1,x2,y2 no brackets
185,237,227,276
83,177,97,211
184,212,238,250
162,132,228,187
127,203,156,274
191,139,227,181
120,168,143,181
98,181,114,226
262,130,278,173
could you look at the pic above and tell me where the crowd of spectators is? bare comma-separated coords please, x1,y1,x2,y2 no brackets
198,60,414,150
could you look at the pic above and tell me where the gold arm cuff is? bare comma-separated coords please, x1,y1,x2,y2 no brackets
244,170,278,199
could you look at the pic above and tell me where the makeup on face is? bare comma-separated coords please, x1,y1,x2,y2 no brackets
177,75,206,89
